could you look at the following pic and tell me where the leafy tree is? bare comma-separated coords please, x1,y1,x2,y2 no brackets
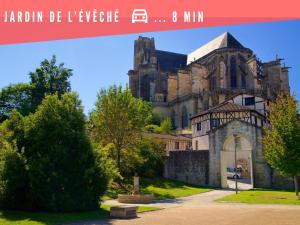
94,144,120,182
145,118,172,134
2,110,26,151
0,83,33,122
90,85,152,174
0,55,73,122
0,93,110,211
0,123,7,149
262,93,300,196
145,124,162,133
0,143,29,210
29,55,73,110
160,118,172,134
149,112,161,125
136,138,166,177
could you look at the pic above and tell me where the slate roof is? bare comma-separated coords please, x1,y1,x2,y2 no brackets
156,50,187,73
145,132,192,141
187,32,245,64
191,102,252,119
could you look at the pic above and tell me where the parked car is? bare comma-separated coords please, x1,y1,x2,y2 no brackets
227,167,241,179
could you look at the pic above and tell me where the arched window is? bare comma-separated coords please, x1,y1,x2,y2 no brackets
181,106,188,128
170,109,176,129
162,74,168,91
162,74,168,102
239,57,246,88
219,61,226,88
209,75,217,91
140,74,150,100
230,57,237,88
241,73,246,88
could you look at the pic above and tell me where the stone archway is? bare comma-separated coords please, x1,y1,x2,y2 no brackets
220,134,253,190
208,120,270,188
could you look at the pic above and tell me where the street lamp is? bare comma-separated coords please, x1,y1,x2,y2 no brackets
233,134,238,194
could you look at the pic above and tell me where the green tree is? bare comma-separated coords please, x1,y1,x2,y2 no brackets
145,118,172,134
29,55,73,110
0,83,33,122
160,118,172,134
149,112,161,125
2,110,26,151
145,124,162,133
90,85,152,174
0,55,73,122
0,93,110,211
0,143,29,210
136,138,166,177
262,93,300,196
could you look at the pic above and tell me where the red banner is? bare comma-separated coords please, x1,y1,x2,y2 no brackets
0,0,299,44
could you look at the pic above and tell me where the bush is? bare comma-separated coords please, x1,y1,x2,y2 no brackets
0,144,29,210
149,113,161,126
0,93,110,212
160,118,172,134
145,124,162,133
145,118,172,134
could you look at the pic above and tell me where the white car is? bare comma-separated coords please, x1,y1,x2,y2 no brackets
132,9,148,24
227,167,241,179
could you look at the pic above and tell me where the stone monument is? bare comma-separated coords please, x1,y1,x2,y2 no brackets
118,175,154,204
133,175,140,194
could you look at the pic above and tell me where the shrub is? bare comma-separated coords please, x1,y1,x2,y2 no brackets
0,93,110,212
149,113,161,126
145,124,162,133
160,118,172,134
0,144,29,210
145,118,172,134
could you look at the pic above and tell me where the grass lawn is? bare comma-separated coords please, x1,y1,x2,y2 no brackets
103,177,212,200
140,178,212,200
0,205,161,225
217,188,300,205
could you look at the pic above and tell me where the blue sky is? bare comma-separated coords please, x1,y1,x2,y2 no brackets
0,20,299,114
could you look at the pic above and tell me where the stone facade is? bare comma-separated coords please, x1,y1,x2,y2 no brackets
208,120,269,187
128,32,290,132
129,32,293,190
165,119,294,189
164,150,209,186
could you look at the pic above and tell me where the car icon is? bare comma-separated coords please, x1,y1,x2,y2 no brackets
132,9,148,24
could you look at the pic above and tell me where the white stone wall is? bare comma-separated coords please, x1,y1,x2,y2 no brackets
192,135,209,150
229,94,266,116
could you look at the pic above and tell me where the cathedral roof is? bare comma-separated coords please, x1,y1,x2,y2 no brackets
187,32,245,64
156,50,187,73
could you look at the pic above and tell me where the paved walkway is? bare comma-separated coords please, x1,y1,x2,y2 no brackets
227,178,253,190
65,190,300,225
104,189,235,208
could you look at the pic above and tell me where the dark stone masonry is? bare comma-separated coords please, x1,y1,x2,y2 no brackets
164,150,209,186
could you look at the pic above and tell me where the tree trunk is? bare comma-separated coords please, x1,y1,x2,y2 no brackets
116,147,121,171
294,176,299,196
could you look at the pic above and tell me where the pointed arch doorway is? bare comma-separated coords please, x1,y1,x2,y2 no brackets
220,134,253,190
